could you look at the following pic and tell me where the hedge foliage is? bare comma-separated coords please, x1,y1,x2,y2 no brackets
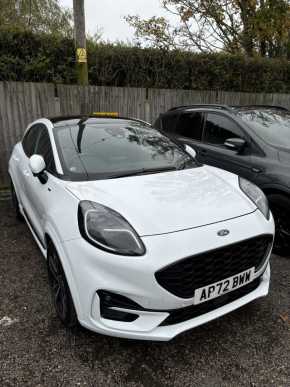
1,28,290,92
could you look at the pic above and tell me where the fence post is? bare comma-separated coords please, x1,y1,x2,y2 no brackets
145,88,150,123
54,97,60,115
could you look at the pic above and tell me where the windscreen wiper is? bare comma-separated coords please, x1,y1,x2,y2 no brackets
176,158,194,170
106,166,177,179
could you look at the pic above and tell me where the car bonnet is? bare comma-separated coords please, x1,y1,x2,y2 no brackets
65,166,257,237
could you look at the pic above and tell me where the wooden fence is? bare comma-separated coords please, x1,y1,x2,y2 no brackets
1,81,290,186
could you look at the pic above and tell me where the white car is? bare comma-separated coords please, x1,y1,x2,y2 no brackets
9,114,274,341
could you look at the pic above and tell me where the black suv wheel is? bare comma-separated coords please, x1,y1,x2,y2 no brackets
268,194,290,257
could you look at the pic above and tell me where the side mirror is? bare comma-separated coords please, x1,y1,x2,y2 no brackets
184,144,197,158
224,138,246,153
29,155,46,176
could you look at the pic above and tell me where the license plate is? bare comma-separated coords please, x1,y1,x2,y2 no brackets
195,267,255,305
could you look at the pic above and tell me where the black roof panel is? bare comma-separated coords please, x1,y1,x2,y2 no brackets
48,115,150,127
166,104,289,114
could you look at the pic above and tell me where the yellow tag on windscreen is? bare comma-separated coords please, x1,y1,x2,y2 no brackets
76,48,87,63
93,112,119,117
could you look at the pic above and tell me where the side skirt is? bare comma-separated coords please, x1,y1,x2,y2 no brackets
21,205,47,259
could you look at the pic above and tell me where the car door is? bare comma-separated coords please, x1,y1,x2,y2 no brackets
21,124,57,246
173,110,258,180
197,112,258,180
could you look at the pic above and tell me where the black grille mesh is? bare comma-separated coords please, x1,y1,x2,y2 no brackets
155,235,272,299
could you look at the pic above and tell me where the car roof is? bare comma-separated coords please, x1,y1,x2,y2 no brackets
164,104,289,114
48,115,151,128
167,104,233,113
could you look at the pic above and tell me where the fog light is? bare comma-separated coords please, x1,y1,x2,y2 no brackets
97,290,141,322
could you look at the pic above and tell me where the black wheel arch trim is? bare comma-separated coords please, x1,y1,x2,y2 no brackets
262,184,290,199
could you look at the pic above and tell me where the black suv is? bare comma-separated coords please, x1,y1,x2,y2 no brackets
155,104,290,256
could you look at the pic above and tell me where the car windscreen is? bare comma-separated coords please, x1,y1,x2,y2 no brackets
54,119,197,180
237,109,290,149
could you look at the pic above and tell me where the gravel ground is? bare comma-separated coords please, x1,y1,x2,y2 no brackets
0,198,289,387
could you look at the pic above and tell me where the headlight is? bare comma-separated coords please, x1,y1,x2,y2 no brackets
239,177,270,220
78,201,145,256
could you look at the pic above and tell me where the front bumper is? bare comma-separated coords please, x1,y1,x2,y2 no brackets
62,210,274,341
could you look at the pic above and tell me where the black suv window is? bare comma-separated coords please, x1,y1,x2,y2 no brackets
22,125,40,157
35,126,56,173
160,113,179,133
175,112,203,141
204,113,243,145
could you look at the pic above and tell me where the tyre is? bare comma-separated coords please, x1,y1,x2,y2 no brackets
47,242,78,328
268,194,290,257
10,179,23,220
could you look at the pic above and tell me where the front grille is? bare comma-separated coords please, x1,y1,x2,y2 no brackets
155,235,272,299
160,278,261,326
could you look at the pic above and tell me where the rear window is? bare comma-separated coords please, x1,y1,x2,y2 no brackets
175,112,204,140
161,113,179,133
54,119,197,180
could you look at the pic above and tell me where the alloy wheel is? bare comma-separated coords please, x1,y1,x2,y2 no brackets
48,248,68,321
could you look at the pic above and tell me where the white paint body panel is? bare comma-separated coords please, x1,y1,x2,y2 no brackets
8,118,275,341
65,166,257,236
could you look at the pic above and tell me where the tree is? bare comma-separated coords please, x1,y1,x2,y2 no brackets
0,0,73,37
255,0,290,57
125,0,290,57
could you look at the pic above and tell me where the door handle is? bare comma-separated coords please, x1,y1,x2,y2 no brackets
251,167,261,173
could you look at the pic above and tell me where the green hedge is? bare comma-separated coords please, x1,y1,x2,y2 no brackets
0,29,75,83
1,28,290,92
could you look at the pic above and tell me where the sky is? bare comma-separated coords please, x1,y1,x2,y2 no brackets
59,0,176,42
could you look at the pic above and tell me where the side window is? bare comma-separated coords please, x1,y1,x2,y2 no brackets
22,125,40,157
175,112,204,141
161,113,179,133
35,126,56,173
204,113,243,145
